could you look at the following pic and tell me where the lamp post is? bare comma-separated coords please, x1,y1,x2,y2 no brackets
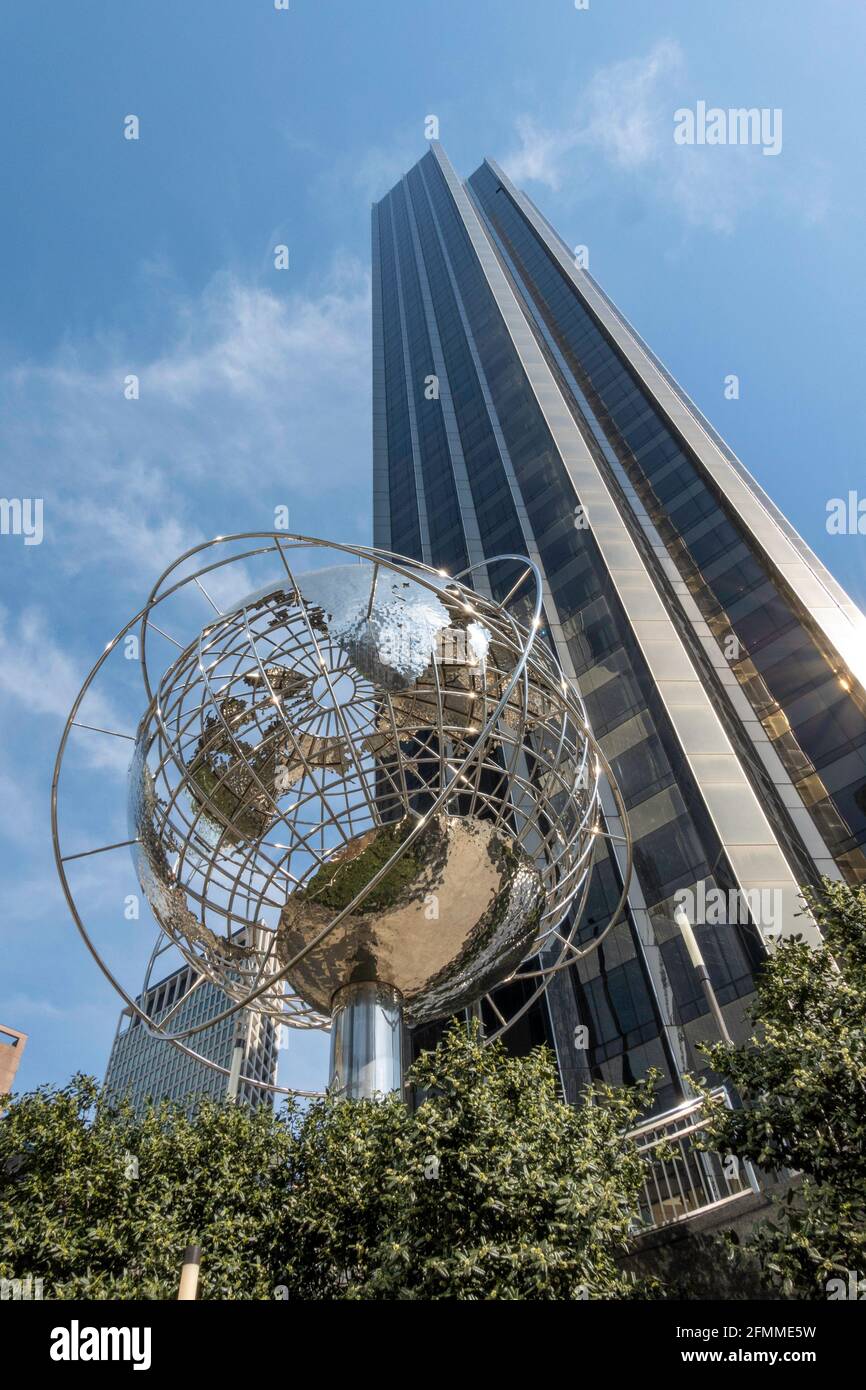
225,1031,245,1102
674,902,734,1047
177,1243,201,1301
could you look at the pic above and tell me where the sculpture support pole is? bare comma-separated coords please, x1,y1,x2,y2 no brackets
329,982,404,1100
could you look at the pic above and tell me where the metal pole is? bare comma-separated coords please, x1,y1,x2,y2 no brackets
177,1243,201,1301
226,1031,245,1102
694,960,734,1047
329,981,404,1100
675,905,734,1047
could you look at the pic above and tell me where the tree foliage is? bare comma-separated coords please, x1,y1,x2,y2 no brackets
279,1023,655,1299
1,1024,656,1300
0,1074,291,1299
697,879,866,1297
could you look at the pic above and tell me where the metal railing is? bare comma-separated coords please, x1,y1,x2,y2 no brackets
628,1087,759,1232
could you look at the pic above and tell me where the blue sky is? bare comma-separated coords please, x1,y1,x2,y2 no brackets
1,0,865,1098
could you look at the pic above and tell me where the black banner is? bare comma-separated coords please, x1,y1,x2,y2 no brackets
3,1296,862,1374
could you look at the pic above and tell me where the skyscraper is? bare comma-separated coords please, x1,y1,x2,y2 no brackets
104,943,279,1116
372,143,866,1108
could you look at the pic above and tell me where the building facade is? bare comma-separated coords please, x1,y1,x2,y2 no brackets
372,144,866,1109
104,953,279,1116
0,1025,27,1096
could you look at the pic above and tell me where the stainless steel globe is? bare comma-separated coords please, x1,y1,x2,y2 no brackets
53,535,631,1101
276,813,545,1025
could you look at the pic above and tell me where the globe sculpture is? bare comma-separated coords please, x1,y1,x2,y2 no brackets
52,535,632,1100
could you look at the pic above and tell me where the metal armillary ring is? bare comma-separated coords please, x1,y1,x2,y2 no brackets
52,535,632,1100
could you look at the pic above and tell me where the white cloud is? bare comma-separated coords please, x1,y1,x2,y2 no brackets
0,769,38,845
0,262,372,589
309,130,426,214
504,117,569,191
0,604,132,774
350,139,426,204
503,41,684,191
585,41,684,171
501,41,828,234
